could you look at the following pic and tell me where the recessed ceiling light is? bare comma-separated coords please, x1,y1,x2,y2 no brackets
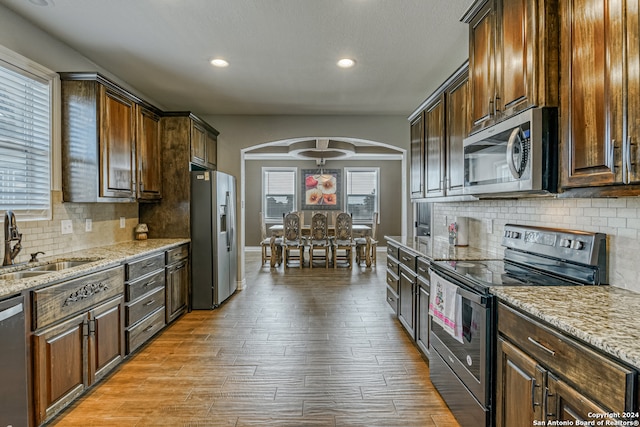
337,58,356,68
210,58,229,68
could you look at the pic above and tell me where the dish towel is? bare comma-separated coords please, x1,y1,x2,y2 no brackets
429,271,463,344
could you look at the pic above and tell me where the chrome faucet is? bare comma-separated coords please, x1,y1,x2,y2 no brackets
3,211,22,266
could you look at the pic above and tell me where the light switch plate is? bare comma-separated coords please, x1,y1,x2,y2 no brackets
85,218,92,232
61,220,73,235
120,217,126,228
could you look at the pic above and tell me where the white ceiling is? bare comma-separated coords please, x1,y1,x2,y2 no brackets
0,0,471,116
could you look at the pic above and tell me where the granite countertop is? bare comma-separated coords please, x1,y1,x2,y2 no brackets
0,238,189,299
491,286,640,371
384,235,501,261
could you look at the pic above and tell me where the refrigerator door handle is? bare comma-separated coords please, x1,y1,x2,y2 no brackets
225,191,231,251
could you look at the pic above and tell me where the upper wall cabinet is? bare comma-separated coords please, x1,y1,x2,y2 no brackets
559,0,627,191
60,73,162,202
189,118,217,169
462,0,559,134
409,63,470,200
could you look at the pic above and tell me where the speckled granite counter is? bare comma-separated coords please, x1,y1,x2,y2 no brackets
0,239,189,299
491,286,640,371
384,235,501,261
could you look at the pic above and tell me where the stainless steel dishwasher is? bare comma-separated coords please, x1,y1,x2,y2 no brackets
0,294,29,427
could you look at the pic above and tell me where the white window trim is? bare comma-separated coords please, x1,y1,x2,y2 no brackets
0,44,61,222
344,166,380,224
261,166,298,223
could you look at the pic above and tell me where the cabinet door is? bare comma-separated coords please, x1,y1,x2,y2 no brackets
416,283,430,356
89,297,124,385
33,312,87,425
560,0,625,188
100,85,135,198
627,0,640,184
499,0,533,115
469,1,496,130
546,373,610,423
136,105,162,200
205,131,217,168
191,121,207,167
496,338,546,427
425,96,446,197
410,113,425,198
446,72,469,195
398,269,416,339
166,259,189,324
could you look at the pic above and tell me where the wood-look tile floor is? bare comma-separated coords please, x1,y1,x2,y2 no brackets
49,251,459,427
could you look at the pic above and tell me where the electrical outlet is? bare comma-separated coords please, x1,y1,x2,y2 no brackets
120,217,126,229
61,220,73,235
85,218,92,232
485,218,493,234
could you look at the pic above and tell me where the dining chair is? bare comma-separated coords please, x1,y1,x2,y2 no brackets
355,212,378,267
282,212,305,268
332,212,354,268
308,213,330,268
260,212,281,266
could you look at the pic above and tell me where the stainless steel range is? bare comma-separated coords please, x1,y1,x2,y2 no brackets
428,224,607,427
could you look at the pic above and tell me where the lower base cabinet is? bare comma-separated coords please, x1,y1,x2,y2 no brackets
496,302,636,427
165,244,189,324
33,296,124,425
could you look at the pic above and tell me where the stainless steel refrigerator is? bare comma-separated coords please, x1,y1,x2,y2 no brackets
190,170,238,309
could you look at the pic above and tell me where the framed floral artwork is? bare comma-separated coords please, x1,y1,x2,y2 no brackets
301,169,342,210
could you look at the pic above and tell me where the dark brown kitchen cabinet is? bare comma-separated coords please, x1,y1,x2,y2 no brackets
33,295,124,426
496,302,636,427
410,113,425,199
191,119,217,169
136,104,162,201
425,96,446,198
165,244,189,324
628,0,640,184
462,0,558,133
559,0,625,189
445,71,469,196
60,73,163,202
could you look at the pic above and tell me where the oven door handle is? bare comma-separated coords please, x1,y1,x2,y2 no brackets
455,285,487,306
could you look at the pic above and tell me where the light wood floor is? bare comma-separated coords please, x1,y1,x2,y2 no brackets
48,251,459,427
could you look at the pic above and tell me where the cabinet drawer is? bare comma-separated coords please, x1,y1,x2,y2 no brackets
386,270,399,294
166,244,189,265
398,248,417,271
126,287,165,327
387,243,399,259
386,287,398,315
126,253,164,280
126,306,165,354
417,257,430,281
387,255,399,275
126,269,165,302
32,267,125,330
498,303,635,412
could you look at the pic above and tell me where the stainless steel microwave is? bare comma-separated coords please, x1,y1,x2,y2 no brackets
463,107,558,196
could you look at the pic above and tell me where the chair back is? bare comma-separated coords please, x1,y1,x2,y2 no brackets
371,212,379,239
283,212,302,242
334,212,353,242
290,211,304,225
310,213,328,241
259,211,267,240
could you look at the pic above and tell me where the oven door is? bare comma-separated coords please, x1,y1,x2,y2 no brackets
429,269,491,406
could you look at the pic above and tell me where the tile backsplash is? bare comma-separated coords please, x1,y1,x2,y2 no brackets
5,191,139,264
433,197,640,293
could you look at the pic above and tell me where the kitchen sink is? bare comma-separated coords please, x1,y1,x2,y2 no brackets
28,260,96,272
0,270,52,280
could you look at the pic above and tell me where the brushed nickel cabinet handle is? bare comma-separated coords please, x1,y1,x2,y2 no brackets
527,337,556,356
531,379,541,411
144,300,155,306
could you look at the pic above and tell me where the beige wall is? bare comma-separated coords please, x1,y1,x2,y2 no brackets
245,159,403,246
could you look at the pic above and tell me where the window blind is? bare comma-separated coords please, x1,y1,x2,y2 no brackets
0,62,51,220
263,169,296,220
346,169,378,222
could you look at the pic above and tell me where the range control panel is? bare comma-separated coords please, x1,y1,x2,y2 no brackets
502,224,606,267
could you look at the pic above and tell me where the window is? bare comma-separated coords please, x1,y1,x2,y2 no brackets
262,168,297,221
345,167,379,222
0,49,55,221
